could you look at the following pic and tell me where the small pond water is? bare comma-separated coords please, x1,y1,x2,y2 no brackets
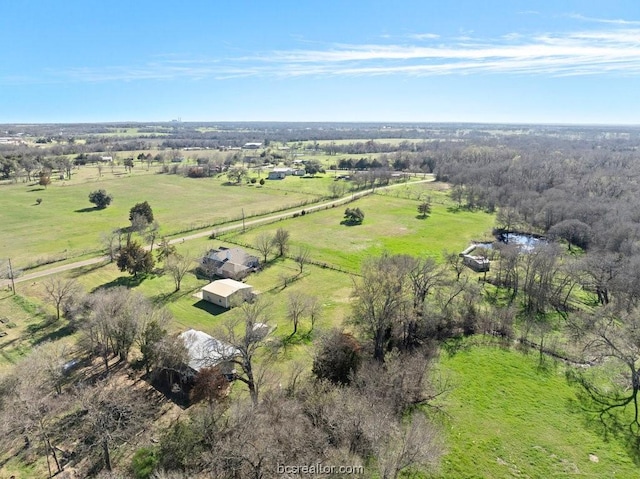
472,233,547,252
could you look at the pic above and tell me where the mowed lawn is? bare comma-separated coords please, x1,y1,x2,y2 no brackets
227,193,495,272
435,344,638,479
0,169,317,268
19,233,354,340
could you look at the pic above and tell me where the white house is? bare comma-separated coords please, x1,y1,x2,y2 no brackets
201,279,253,308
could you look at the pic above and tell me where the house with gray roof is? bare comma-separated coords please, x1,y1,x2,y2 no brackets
201,246,259,280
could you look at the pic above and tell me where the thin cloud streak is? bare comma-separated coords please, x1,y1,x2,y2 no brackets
4,26,640,84
568,14,640,26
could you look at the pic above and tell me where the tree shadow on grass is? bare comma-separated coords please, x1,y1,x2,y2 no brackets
25,316,58,336
32,323,75,345
67,260,111,278
152,285,200,306
565,371,640,466
340,220,362,226
92,274,150,292
27,187,46,192
281,330,314,347
192,299,227,317
446,205,475,213
74,206,100,213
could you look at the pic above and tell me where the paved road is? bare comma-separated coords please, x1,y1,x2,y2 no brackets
1,177,432,288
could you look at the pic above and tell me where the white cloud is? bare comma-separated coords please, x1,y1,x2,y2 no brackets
407,33,441,40
568,13,640,26
8,24,640,83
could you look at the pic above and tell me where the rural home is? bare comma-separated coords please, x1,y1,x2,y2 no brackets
201,246,259,280
242,142,262,149
201,279,254,308
267,167,306,179
179,329,240,377
268,167,291,179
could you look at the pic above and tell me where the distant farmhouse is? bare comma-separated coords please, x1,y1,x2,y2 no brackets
201,279,254,309
242,142,262,149
267,167,306,180
201,246,259,281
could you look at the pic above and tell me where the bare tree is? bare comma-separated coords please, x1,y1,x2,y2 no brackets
27,341,71,395
145,220,161,253
444,250,465,282
271,228,290,257
329,180,348,198
1,360,65,477
307,295,322,332
43,276,81,321
165,253,193,291
214,297,276,405
80,287,140,371
101,229,122,262
351,254,411,361
376,413,442,479
287,291,308,336
294,245,311,274
496,206,523,235
76,379,149,472
155,334,189,385
254,232,274,264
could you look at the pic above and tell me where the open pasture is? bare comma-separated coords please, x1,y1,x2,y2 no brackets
226,192,495,272
436,343,638,478
0,169,318,268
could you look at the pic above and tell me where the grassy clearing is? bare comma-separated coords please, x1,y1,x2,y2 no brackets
0,290,75,371
434,341,638,478
225,192,494,272
26,234,354,343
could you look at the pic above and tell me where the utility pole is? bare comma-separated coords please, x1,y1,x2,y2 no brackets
8,258,16,295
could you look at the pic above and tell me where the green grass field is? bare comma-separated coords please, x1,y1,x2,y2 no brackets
225,191,494,272
0,167,320,268
435,342,638,478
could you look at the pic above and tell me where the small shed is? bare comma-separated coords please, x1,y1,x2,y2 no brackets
462,255,490,273
201,279,253,308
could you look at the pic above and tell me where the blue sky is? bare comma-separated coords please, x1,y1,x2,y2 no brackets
1,0,639,124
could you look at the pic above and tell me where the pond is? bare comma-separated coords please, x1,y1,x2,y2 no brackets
469,233,547,251
496,232,546,251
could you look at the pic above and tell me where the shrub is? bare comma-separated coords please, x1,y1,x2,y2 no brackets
342,207,365,225
130,447,159,479
35,198,42,205
312,330,362,385
88,189,113,209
